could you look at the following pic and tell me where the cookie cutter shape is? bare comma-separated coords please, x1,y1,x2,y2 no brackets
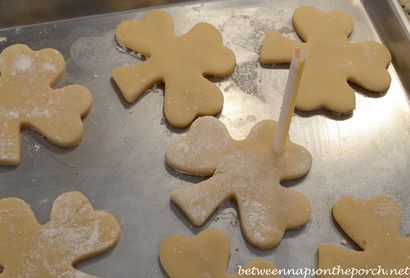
0,44,92,166
166,116,312,249
112,10,236,128
0,191,121,277
260,6,391,115
318,195,410,278
160,229,279,278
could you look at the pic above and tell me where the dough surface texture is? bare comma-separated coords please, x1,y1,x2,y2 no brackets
0,44,92,166
318,195,410,278
160,229,279,278
166,116,312,248
0,191,121,278
260,6,391,114
113,10,236,128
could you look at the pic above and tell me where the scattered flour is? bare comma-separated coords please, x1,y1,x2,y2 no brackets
168,118,311,248
244,199,271,243
33,143,41,152
374,202,393,217
13,54,33,73
1,193,119,276
38,198,49,205
25,107,51,118
0,107,20,119
41,62,57,73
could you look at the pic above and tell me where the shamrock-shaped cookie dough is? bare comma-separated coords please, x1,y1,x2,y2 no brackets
318,195,410,278
0,191,121,277
166,116,312,249
0,44,92,166
112,10,236,128
260,6,391,115
160,229,279,278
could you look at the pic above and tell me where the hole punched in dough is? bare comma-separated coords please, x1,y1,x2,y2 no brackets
0,191,121,278
112,10,236,128
160,228,279,278
260,6,391,115
166,116,312,249
0,44,92,166
318,195,410,278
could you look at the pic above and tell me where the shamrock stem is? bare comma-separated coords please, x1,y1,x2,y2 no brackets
0,120,21,166
112,59,162,103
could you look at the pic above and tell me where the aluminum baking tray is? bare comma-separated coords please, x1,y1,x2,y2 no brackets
0,0,409,277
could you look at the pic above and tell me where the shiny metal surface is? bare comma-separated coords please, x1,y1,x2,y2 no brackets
0,0,193,28
0,0,409,277
391,0,410,40
363,0,410,94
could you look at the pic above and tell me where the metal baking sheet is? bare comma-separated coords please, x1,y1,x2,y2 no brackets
393,0,410,39
0,0,409,277
362,0,410,94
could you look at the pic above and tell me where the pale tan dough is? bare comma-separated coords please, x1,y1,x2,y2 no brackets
0,44,92,166
0,191,121,278
160,229,279,278
112,10,236,128
318,195,410,278
165,116,312,249
260,6,391,114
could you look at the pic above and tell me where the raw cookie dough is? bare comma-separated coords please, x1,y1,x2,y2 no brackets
0,191,121,277
160,229,279,278
318,195,410,278
166,116,312,249
0,44,92,166
260,6,391,115
112,10,236,128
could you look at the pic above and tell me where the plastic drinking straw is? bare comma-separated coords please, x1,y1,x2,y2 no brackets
273,48,307,154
